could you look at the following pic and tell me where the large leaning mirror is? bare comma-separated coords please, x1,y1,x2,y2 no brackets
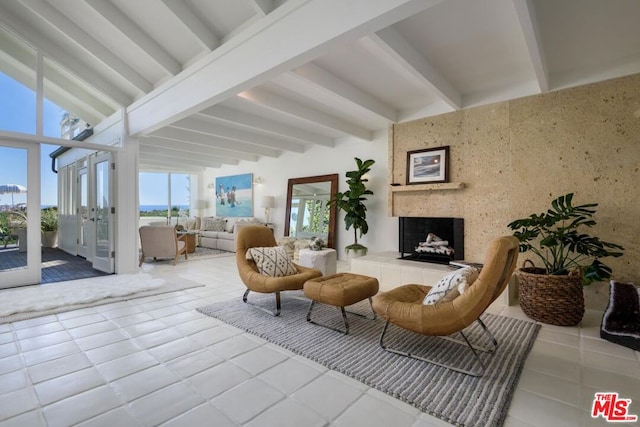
284,174,338,249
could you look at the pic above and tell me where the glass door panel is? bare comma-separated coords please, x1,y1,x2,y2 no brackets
78,167,89,259
91,153,113,273
0,142,40,288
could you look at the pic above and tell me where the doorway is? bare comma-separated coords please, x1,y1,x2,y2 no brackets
0,140,41,288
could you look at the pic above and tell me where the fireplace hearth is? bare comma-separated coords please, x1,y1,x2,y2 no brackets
399,217,464,264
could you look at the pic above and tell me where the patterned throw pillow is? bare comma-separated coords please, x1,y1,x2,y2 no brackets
423,267,480,305
246,246,298,277
203,217,226,231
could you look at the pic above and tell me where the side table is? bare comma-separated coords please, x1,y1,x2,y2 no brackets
298,248,337,276
177,232,197,254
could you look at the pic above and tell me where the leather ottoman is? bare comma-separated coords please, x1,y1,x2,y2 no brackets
303,273,379,334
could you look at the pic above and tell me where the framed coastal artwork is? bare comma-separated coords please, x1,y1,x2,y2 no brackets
214,173,253,217
406,146,449,184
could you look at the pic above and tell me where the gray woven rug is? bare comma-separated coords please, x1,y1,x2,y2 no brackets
197,292,539,427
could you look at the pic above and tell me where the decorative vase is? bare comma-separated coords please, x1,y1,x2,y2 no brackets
346,246,367,261
516,263,584,326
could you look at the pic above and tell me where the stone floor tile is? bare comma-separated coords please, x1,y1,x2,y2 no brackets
212,378,285,424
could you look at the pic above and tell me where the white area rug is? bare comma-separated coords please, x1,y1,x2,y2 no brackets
0,273,203,323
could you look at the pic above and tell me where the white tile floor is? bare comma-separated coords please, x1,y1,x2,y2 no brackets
1,255,639,426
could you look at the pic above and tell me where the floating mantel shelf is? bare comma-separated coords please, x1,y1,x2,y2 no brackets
390,182,465,193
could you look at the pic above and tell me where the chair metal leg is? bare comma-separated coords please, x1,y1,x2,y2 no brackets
439,317,498,354
242,289,281,316
306,300,350,334
378,320,488,377
476,317,498,353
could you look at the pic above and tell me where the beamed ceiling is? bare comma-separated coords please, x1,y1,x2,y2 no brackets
1,0,639,173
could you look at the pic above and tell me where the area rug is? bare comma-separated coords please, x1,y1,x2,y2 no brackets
141,247,234,265
197,292,539,427
0,273,204,324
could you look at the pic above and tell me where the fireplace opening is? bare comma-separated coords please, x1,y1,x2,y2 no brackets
399,217,464,264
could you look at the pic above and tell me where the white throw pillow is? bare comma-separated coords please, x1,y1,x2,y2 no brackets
203,217,226,231
246,246,298,277
423,267,480,305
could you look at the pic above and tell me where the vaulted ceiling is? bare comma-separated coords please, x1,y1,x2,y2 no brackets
1,0,639,173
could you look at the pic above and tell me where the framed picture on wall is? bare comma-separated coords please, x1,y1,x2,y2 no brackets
214,173,254,217
406,146,449,184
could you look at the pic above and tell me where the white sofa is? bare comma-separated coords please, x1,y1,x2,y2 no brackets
198,217,266,252
276,236,311,261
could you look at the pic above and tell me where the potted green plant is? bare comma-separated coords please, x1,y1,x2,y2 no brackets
508,193,624,326
328,157,375,257
41,207,59,248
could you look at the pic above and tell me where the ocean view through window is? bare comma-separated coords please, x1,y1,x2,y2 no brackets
139,173,191,224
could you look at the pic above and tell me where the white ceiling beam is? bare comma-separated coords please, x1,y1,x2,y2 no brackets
139,145,239,166
20,0,152,93
140,164,206,173
238,88,373,140
85,0,181,76
199,106,334,147
127,0,442,135
160,0,219,51
140,151,222,169
43,63,113,118
171,117,306,153
42,77,103,126
140,136,259,162
287,63,398,122
0,4,131,106
139,163,206,173
512,0,549,93
151,128,280,158
368,27,461,110
249,0,275,16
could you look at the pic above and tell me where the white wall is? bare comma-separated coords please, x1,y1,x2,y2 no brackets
202,130,398,260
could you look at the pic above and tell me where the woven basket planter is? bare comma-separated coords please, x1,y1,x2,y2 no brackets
516,261,584,326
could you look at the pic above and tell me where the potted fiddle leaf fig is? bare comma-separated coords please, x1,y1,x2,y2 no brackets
507,193,624,326
329,157,375,257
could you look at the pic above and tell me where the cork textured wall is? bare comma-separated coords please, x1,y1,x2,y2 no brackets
391,73,640,308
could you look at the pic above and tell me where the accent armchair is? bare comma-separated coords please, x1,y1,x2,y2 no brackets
372,236,519,376
236,225,322,316
139,225,188,266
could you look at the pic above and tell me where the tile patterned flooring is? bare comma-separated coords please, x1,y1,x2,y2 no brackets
1,255,639,426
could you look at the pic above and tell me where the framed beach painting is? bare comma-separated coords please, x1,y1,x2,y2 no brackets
406,146,449,184
214,173,253,217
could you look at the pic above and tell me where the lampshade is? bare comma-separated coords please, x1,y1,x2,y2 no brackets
261,196,275,208
194,199,209,209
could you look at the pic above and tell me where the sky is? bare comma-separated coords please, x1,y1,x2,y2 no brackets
1,72,189,209
0,72,61,207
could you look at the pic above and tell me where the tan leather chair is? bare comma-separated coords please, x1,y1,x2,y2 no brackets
139,225,187,266
372,236,519,376
236,225,322,316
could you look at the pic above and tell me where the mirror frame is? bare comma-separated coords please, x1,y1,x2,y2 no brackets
284,174,339,249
